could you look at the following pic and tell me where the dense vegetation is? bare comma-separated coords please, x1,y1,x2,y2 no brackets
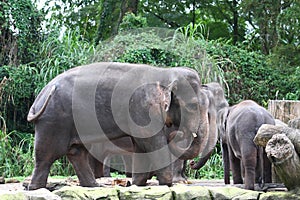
0,0,300,180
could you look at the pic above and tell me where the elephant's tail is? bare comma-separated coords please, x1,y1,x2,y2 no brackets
27,85,56,122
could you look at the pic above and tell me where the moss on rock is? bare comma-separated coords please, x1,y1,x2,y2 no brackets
53,186,119,200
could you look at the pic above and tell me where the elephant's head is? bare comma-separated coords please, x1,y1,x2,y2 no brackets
156,69,210,160
190,82,229,169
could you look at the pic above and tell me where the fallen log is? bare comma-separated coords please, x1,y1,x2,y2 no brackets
254,124,300,191
265,134,300,191
288,117,300,129
254,124,300,154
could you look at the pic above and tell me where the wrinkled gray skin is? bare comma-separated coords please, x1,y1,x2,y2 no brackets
218,100,275,190
27,62,210,190
189,82,229,170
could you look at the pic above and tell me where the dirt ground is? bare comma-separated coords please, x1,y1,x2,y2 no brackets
0,177,287,193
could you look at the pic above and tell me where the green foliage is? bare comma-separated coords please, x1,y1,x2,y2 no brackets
0,130,34,177
50,157,75,177
116,48,183,67
0,65,37,131
93,25,225,84
119,13,148,32
186,147,223,179
0,0,43,65
110,172,126,178
42,0,100,43
34,26,96,94
277,2,300,46
200,41,278,104
95,0,122,42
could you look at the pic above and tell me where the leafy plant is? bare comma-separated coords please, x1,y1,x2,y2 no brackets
119,13,148,32
0,130,34,177
186,146,223,180
34,26,96,94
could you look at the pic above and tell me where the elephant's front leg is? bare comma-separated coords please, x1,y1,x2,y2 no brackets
132,135,173,186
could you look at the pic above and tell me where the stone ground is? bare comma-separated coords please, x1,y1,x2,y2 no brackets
0,177,287,192
0,177,299,200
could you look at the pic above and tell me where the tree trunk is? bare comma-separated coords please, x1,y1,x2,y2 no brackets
288,117,300,129
265,134,300,191
268,100,300,124
255,124,300,191
232,0,238,45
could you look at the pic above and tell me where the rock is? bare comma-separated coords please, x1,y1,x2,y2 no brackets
118,185,172,199
24,188,61,200
0,188,60,200
259,191,300,200
5,178,19,183
53,186,119,200
208,186,261,200
171,185,211,199
0,177,4,184
0,192,26,200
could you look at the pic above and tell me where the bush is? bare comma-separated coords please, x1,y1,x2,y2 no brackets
93,25,225,84
200,41,279,105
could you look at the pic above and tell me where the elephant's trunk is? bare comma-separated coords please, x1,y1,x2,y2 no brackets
168,130,202,160
189,150,214,169
189,103,218,170
168,110,209,160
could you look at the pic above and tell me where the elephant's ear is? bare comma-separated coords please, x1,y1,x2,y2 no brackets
217,107,230,133
159,80,177,112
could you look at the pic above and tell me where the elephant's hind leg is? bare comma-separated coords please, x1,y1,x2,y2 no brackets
29,130,67,190
242,147,257,190
67,145,98,187
28,158,55,190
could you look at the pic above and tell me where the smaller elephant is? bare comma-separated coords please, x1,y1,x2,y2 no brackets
88,137,134,178
88,128,188,183
218,100,275,190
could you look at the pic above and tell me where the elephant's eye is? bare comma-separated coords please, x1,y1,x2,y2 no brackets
186,103,198,111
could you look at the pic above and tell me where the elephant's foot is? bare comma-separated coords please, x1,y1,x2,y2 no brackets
172,175,187,183
79,181,99,187
27,182,47,190
157,169,173,187
132,173,148,186
244,183,255,190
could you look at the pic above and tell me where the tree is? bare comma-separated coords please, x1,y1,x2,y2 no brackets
96,0,139,43
0,0,43,66
241,0,294,54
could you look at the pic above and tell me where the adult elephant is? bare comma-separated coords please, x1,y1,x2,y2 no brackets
189,82,229,170
90,83,227,182
27,62,210,190
218,100,274,190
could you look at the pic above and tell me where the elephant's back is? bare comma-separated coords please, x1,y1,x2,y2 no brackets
228,100,275,134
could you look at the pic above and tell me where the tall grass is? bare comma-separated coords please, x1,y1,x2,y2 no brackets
0,130,34,177
186,146,224,180
34,26,96,94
